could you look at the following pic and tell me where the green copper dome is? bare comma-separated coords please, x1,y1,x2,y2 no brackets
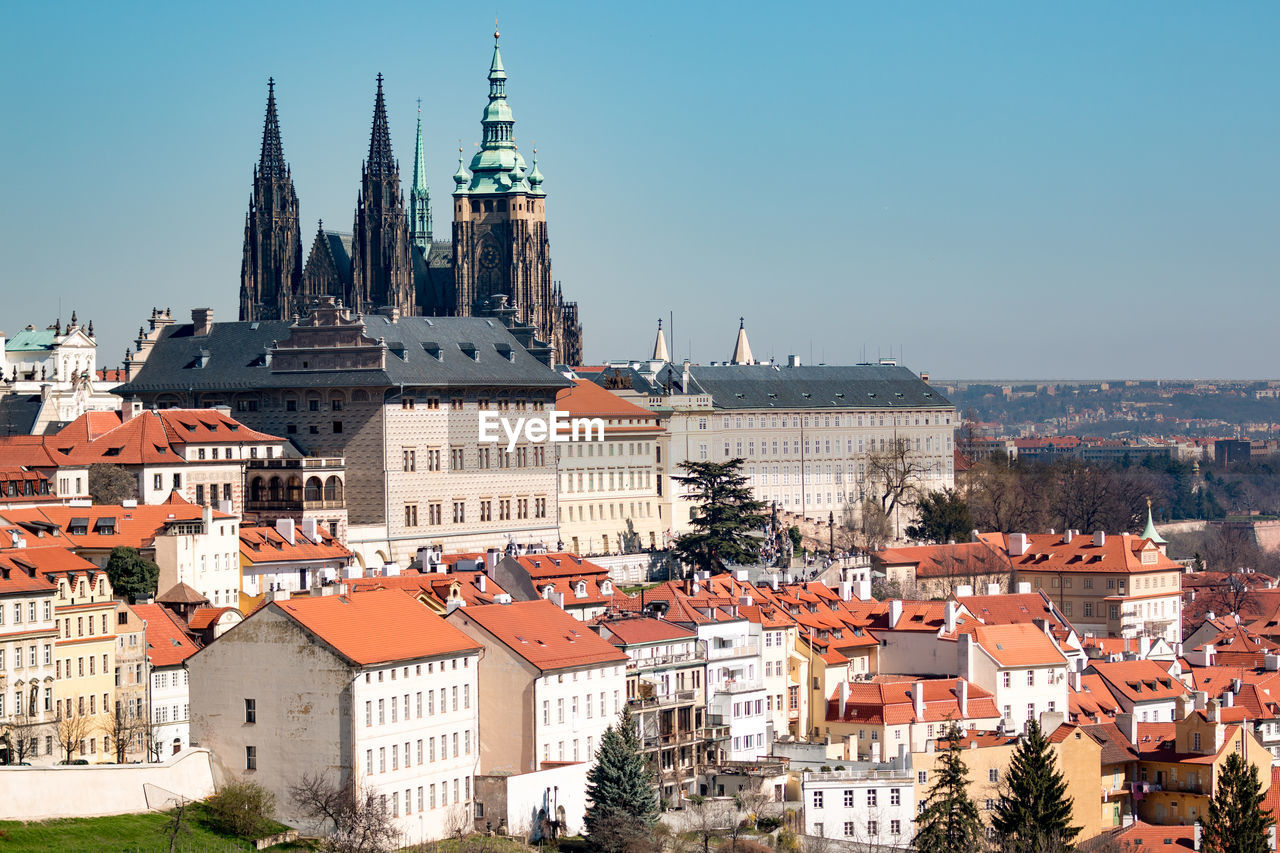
454,32,542,197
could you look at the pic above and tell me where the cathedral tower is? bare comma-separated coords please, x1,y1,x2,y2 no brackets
410,102,433,250
350,75,415,313
453,32,579,362
239,79,302,322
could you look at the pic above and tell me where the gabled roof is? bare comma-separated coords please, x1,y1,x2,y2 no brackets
1081,721,1140,764
1087,659,1188,704
555,380,663,428
983,531,1182,575
0,548,62,594
451,600,629,671
240,525,351,564
2,503,231,551
157,581,209,605
963,623,1068,667
131,603,201,668
273,588,482,666
47,409,280,466
826,677,999,725
874,541,1010,578
591,615,697,646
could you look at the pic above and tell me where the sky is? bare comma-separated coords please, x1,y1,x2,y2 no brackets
1,1,1277,379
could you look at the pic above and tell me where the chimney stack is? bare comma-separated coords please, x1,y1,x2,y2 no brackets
913,684,925,720
957,678,968,717
191,308,213,337
1093,530,1106,547
888,599,903,628
944,600,958,634
1008,532,1030,557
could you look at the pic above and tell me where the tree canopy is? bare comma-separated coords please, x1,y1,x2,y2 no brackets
105,546,159,603
906,487,973,544
88,463,137,505
672,459,767,574
913,724,985,853
1201,751,1273,853
584,706,659,853
989,719,1079,852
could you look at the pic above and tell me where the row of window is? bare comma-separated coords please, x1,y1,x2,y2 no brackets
702,412,952,430
562,501,654,524
365,685,471,726
56,653,111,680
365,731,472,774
0,686,52,717
0,600,51,625
561,468,653,493
402,396,547,411
732,733,765,752
404,497,547,528
812,787,905,809
541,691,621,725
2,642,52,671
401,445,549,472
375,778,472,820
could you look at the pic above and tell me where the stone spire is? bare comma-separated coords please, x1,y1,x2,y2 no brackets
367,73,396,179
652,319,670,362
730,318,754,365
259,77,287,179
410,100,433,249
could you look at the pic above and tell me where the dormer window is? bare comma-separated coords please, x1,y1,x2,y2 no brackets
575,581,587,598
601,580,612,595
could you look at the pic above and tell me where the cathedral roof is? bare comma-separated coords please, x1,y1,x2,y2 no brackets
689,363,949,411
116,313,570,395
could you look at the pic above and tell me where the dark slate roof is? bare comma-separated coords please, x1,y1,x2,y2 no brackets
115,315,570,394
413,241,456,316
0,395,41,436
325,232,353,285
577,363,704,397
688,364,950,411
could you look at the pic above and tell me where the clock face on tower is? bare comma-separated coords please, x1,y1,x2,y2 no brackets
479,244,500,269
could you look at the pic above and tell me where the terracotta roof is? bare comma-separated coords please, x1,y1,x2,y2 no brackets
49,409,280,466
450,600,629,671
2,544,100,579
964,623,1069,667
826,677,999,725
555,380,663,430
1081,721,1139,764
273,588,482,666
189,606,236,631
0,547,63,594
131,603,201,668
156,581,209,605
959,591,1064,627
1071,674,1121,721
591,615,697,646
1088,660,1188,704
983,531,1183,575
0,436,73,468
2,503,232,551
240,525,351,564
1103,821,1195,850
347,570,510,608
874,541,1010,579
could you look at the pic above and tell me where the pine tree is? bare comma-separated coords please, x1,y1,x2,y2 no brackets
1201,751,1273,853
584,706,659,853
672,459,768,574
104,546,160,603
912,724,985,853
989,719,1080,852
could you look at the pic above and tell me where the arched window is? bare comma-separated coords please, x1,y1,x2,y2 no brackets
268,477,283,502
286,476,303,502
172,739,182,756
324,476,343,502
305,478,322,502
250,477,265,502
352,389,369,403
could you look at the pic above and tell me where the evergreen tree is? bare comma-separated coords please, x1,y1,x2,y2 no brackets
672,459,767,574
912,724,985,853
104,546,160,603
989,719,1079,852
905,487,973,544
584,706,659,853
1201,751,1273,853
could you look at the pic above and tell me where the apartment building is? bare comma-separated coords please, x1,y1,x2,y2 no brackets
190,589,483,844
824,677,1000,761
1084,659,1188,724
986,531,1184,643
554,379,666,555
0,544,59,764
238,519,353,598
802,767,917,847
130,603,199,760
117,302,569,567
959,623,1070,734
489,552,627,621
112,602,149,761
446,599,628,774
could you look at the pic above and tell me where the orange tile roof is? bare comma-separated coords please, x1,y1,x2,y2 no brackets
347,570,510,608
271,588,482,666
591,615,697,646
0,548,63,594
188,606,235,631
1105,821,1195,850
555,380,663,430
826,677,999,725
984,531,1183,575
240,525,351,564
131,603,202,668
1088,659,1188,704
1071,674,1121,722
964,623,1069,667
50,409,280,466
450,600,629,671
874,541,1010,578
3,503,231,551
0,436,73,468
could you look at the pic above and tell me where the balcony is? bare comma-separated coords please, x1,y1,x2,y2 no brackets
629,651,703,671
630,689,698,709
245,498,345,512
805,768,912,784
711,678,764,695
247,457,345,470
706,641,757,661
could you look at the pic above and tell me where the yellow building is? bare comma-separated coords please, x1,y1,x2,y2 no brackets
46,561,118,763
911,719,1105,843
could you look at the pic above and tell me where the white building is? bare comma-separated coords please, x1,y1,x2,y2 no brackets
189,588,483,844
959,623,1070,734
802,767,916,848
238,518,353,597
447,600,629,775
0,316,120,435
130,603,199,760
0,544,59,765
699,618,768,762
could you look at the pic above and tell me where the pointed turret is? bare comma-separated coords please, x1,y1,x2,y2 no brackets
240,78,302,321
410,100,433,249
367,73,396,178
1141,498,1168,553
652,319,670,362
259,77,287,179
730,318,754,365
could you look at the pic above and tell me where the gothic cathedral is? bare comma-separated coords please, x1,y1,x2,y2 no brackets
237,34,582,365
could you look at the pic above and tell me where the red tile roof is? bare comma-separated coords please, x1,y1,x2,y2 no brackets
555,380,663,430
3,503,231,550
591,615,696,646
873,541,1010,579
1088,659,1188,704
188,606,235,631
963,623,1069,667
240,525,351,564
826,677,999,725
346,570,510,608
49,409,280,466
0,548,62,594
272,588,482,666
131,603,201,668
451,600,629,671
982,531,1183,575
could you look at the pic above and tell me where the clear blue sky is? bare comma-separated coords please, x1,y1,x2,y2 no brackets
2,1,1277,378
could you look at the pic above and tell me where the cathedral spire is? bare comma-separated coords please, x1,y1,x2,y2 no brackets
731,318,754,365
652,319,670,362
260,78,287,179
410,99,433,249
367,73,396,178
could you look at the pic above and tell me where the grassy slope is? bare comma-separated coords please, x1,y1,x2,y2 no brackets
0,805,302,853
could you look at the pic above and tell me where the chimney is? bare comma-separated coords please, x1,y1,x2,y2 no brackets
958,633,974,680
956,584,973,597
913,684,925,720
1176,694,1192,720
1116,712,1138,746
1069,670,1082,691
970,529,980,543
1093,530,1106,547
734,569,749,582
1193,690,1207,710
477,573,487,593
854,579,871,600
487,548,500,571
1139,636,1152,658
1207,697,1221,723
300,518,318,543
957,678,969,717
770,575,779,591
888,599,903,627
839,681,849,719
275,517,296,545
870,741,881,763
986,582,1001,596
122,397,143,422
1265,654,1280,672
944,600,958,634
839,580,852,602
1016,581,1031,594
1222,690,1234,708
201,503,213,529
446,598,465,614
739,594,753,607
191,308,213,337
1008,533,1030,557
1063,529,1073,544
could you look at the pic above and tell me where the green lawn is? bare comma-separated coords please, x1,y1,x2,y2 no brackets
0,805,305,853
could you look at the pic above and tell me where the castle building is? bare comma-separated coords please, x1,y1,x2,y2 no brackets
237,34,582,365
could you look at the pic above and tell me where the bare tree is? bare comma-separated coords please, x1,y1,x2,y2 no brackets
55,709,94,763
103,703,149,764
160,795,194,853
290,771,401,853
683,795,735,853
866,439,926,525
3,682,51,764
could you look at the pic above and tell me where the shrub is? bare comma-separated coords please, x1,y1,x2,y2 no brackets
204,779,276,838
756,816,782,832
718,840,772,853
775,827,799,853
